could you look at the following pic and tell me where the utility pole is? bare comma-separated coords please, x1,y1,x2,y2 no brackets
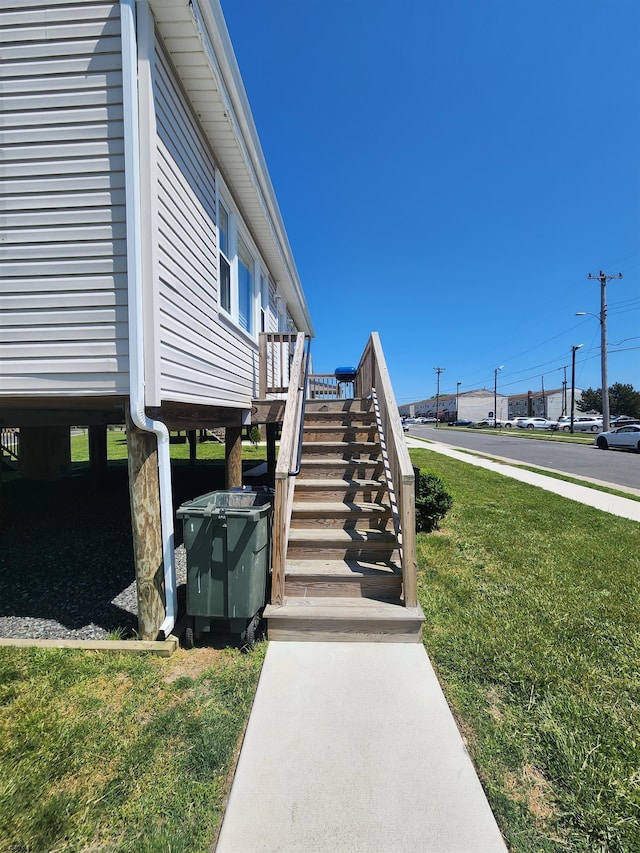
456,381,461,420
434,367,445,428
561,366,567,416
541,375,545,418
494,365,504,428
570,344,583,433
587,270,622,431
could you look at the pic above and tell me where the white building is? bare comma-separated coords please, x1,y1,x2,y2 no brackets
399,389,508,423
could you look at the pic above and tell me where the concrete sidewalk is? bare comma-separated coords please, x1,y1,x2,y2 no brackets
406,435,640,522
216,642,507,852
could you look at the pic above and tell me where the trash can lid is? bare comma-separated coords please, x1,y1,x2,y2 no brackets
177,489,271,518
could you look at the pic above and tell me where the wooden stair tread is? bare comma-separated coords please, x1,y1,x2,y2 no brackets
265,597,423,621
303,441,379,448
285,559,401,577
292,501,391,514
287,528,396,542
295,478,385,488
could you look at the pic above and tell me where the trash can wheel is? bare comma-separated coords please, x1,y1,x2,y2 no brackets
245,609,265,649
183,619,195,650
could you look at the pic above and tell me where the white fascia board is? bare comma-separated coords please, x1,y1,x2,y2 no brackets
147,0,314,336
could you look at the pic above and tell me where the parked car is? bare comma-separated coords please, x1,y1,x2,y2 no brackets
448,419,473,427
472,418,504,428
595,424,640,452
554,416,602,433
610,415,640,426
503,417,528,428
516,417,557,430
415,417,437,423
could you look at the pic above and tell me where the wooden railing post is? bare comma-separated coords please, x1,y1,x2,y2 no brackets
271,332,307,605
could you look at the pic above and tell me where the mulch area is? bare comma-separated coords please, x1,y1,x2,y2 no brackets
0,461,268,641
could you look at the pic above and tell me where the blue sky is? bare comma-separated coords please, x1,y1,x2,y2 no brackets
221,0,640,405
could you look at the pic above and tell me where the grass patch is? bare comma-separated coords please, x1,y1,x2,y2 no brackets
0,645,264,852
421,441,640,503
70,430,267,466
410,448,640,852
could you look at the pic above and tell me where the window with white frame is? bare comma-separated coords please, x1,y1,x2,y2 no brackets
217,186,261,337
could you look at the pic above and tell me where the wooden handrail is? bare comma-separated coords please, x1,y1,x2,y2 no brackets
356,333,417,607
271,332,308,605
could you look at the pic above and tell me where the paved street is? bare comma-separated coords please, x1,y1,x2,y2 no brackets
407,425,640,493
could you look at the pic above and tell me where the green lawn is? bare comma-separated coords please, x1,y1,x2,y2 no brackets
0,645,264,853
2,440,637,851
410,447,640,853
69,429,267,465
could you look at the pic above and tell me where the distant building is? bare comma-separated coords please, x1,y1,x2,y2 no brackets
400,386,586,423
399,389,508,423
508,388,584,421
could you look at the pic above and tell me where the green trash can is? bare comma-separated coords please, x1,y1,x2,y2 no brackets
177,490,272,647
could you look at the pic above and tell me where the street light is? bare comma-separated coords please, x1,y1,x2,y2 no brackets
456,381,461,420
570,344,583,434
494,365,504,428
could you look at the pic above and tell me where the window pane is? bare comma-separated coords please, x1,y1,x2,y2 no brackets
238,260,252,331
237,238,253,332
219,204,229,257
220,255,231,312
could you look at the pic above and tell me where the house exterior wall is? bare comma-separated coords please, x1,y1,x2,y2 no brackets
153,35,270,407
0,0,130,397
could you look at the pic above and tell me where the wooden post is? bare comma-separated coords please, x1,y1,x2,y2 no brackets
188,429,197,466
225,426,243,489
258,332,268,398
266,422,277,486
18,426,71,481
127,415,165,640
89,425,108,482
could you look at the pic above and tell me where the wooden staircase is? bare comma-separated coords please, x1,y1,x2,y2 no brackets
265,398,424,642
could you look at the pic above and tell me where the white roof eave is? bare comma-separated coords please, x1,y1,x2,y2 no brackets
147,0,314,335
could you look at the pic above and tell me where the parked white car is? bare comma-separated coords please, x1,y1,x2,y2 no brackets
516,417,557,430
503,417,528,428
595,424,640,451
555,416,602,433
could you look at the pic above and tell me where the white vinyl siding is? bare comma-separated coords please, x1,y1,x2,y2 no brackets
0,0,129,395
154,37,262,405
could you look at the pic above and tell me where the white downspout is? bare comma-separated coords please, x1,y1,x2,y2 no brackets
121,0,176,638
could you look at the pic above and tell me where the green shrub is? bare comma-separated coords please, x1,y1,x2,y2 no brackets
249,426,261,448
415,471,453,532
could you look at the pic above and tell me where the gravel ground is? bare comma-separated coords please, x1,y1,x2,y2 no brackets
0,463,232,640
